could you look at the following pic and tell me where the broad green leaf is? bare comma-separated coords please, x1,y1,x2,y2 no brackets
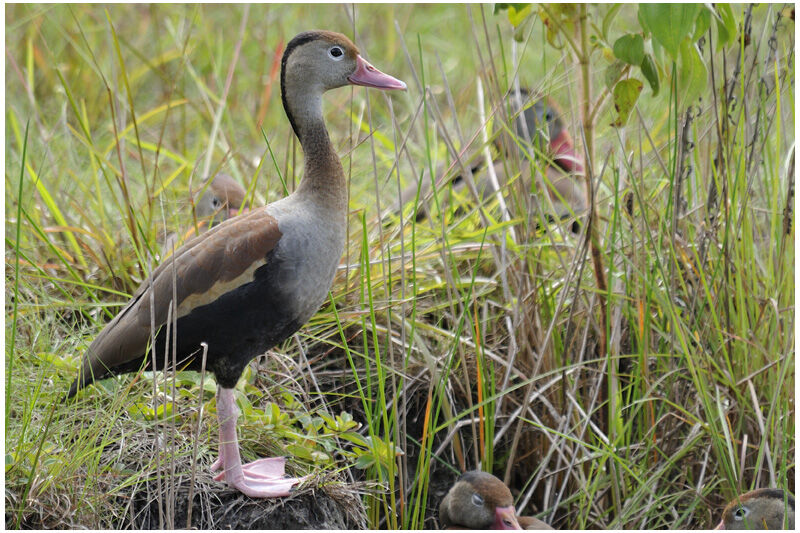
507,4,532,27
127,402,155,420
640,53,660,95
494,3,532,28
693,7,711,41
286,443,313,461
639,4,702,60
678,40,707,106
355,454,375,469
605,59,626,89
493,3,529,15
310,450,332,463
602,4,623,40
537,4,576,48
613,33,645,66
714,4,737,47
36,352,76,372
611,78,643,127
637,7,652,35
537,7,560,48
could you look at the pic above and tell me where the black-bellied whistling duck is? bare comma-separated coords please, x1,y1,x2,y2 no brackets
439,471,553,530
502,90,586,222
194,172,248,226
162,173,250,254
715,488,795,529
395,90,585,225
66,30,405,498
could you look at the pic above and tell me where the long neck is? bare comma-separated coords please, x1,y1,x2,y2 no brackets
282,84,347,212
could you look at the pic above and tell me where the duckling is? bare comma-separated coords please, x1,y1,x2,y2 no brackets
439,470,553,530
716,488,795,529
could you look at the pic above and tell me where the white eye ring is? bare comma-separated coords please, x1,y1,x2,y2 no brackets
328,46,345,61
733,506,749,521
471,493,484,506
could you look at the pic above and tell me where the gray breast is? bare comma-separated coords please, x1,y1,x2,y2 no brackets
267,199,346,322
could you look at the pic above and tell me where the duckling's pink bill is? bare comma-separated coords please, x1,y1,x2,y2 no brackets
493,505,523,530
349,55,407,90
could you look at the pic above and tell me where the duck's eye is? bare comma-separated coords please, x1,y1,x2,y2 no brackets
471,493,484,506
544,110,554,121
328,46,344,60
211,197,222,209
733,505,749,521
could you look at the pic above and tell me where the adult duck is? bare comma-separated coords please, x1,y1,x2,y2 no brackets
439,470,553,530
67,30,405,498
194,172,248,226
395,90,585,225
715,488,794,529
161,172,249,254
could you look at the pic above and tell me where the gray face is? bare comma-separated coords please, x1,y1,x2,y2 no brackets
721,490,795,530
286,38,360,92
439,471,517,529
194,173,247,226
195,190,227,220
506,89,564,157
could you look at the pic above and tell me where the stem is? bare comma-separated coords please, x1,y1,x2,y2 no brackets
577,5,607,351
578,2,613,516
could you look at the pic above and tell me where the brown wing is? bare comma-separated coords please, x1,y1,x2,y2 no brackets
68,207,281,396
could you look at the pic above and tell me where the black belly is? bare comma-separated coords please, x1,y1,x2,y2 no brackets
109,258,303,389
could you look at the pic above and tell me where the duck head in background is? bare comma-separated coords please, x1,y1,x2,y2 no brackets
716,488,794,530
439,470,553,530
194,172,248,226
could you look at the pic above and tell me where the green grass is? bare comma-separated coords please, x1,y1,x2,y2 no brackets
5,3,794,529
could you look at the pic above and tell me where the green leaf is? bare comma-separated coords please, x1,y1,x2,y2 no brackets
639,4,702,60
613,33,645,66
494,3,532,26
286,443,313,461
678,40,707,106
611,78,643,127
36,352,77,372
508,4,532,27
537,7,560,48
693,7,711,41
202,380,217,394
640,53,660,95
605,59,626,89
310,450,332,463
355,454,375,469
714,4,737,47
494,3,529,15
602,4,623,40
127,402,155,420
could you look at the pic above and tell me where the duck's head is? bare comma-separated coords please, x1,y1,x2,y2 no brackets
716,488,795,530
439,471,522,530
504,90,583,174
194,173,248,225
280,31,405,138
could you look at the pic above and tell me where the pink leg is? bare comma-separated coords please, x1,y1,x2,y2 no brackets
210,387,304,498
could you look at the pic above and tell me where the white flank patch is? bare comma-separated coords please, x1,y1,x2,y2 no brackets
176,259,266,319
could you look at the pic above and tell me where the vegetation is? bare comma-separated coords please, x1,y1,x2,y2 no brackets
5,3,794,529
